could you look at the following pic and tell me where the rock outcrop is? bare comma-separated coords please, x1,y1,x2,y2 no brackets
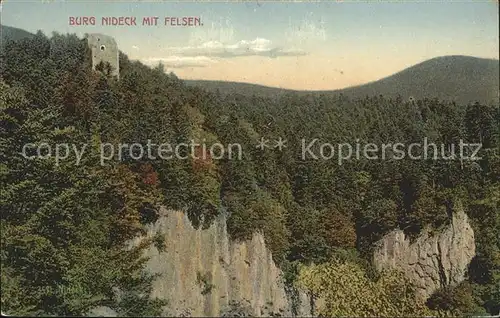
373,205,475,300
130,209,311,317
87,306,118,317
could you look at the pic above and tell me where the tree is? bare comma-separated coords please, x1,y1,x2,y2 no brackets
296,258,432,316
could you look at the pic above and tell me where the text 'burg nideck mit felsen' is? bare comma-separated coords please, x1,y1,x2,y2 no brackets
69,16,203,27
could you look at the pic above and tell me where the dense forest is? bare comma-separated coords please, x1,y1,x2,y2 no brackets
1,31,499,316
186,55,500,105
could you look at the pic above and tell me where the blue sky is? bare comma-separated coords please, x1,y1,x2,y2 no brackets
2,0,499,89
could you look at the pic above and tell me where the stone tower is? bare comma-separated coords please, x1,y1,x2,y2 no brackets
86,33,119,79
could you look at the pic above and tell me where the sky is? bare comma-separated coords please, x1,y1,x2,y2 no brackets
1,0,499,90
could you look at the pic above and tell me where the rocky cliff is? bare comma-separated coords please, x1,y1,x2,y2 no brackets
373,205,476,300
90,205,476,316
129,209,311,317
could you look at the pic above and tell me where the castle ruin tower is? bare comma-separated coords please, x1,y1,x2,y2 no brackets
86,33,119,79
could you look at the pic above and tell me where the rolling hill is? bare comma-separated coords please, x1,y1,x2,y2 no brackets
2,25,497,104
1,24,34,46
186,56,499,105
334,55,499,105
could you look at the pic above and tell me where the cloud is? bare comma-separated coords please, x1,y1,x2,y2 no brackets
141,56,216,68
166,38,306,58
132,45,140,50
141,37,307,70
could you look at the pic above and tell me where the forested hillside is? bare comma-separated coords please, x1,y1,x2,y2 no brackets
336,55,500,105
186,56,500,105
0,25,34,45
1,31,499,316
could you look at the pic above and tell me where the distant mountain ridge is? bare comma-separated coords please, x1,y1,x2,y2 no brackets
186,56,499,105
2,25,498,104
333,55,499,105
1,24,34,45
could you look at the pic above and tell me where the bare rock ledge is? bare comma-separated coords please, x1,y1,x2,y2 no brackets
373,204,476,300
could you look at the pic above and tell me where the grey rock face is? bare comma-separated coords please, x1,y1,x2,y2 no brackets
130,209,310,317
373,205,475,300
86,33,119,79
86,306,118,317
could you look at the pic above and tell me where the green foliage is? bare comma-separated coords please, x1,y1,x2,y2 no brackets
427,282,487,316
152,232,166,253
1,33,167,316
296,258,433,316
226,189,290,262
196,271,215,296
1,29,498,316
